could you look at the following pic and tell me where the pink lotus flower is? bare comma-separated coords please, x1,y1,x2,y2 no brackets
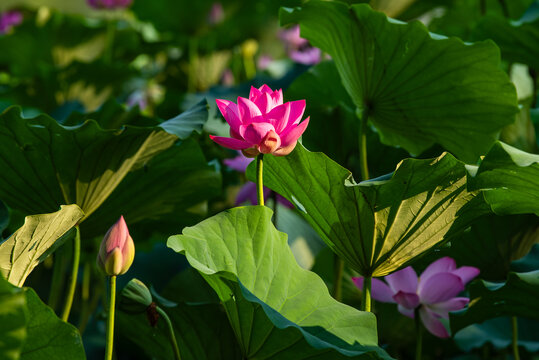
224,152,293,207
97,216,135,276
0,11,23,34
211,85,309,157
353,257,480,338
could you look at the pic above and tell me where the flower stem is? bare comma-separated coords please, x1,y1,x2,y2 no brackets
48,247,68,312
361,276,372,312
78,260,92,334
415,308,423,360
105,275,117,360
358,107,371,311
61,225,80,322
256,154,264,206
156,306,182,360
357,107,370,181
333,256,344,301
188,38,198,93
104,18,116,64
512,316,520,360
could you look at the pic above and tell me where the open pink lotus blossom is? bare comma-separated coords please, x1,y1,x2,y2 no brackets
224,152,293,207
353,257,479,338
210,84,309,157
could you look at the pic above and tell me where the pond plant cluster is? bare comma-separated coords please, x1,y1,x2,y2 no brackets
0,0,538,359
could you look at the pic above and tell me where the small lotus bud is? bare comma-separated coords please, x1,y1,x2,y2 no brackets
97,216,135,276
120,278,152,314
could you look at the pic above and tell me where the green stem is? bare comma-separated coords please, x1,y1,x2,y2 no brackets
357,108,369,181
497,0,509,18
156,306,182,360
333,256,344,301
105,276,117,360
256,154,264,206
361,276,372,312
78,261,91,334
480,0,486,15
48,249,67,312
104,19,116,64
415,308,422,360
512,316,520,360
358,108,371,311
61,225,80,322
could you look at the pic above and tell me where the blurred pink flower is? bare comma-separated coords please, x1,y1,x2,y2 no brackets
257,55,273,71
224,152,293,208
353,257,480,338
279,25,321,65
87,0,133,10
210,84,309,157
207,2,224,26
0,11,23,34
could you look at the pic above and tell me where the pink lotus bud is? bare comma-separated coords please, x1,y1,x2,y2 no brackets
97,216,135,276
210,85,310,157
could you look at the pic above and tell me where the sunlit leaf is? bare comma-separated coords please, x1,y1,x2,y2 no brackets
0,205,84,287
0,101,208,221
168,206,391,359
281,1,518,162
467,141,539,216
249,144,489,276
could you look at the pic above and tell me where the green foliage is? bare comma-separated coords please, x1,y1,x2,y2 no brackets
467,141,539,216
443,214,539,281
0,276,85,360
0,205,83,287
281,1,518,162
0,101,210,224
451,270,539,332
249,144,489,277
168,206,391,359
473,3,539,68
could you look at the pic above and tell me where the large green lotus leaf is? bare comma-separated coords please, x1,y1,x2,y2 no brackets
0,200,8,238
248,144,489,277
21,288,86,360
0,276,27,360
0,276,85,360
0,101,207,220
450,270,539,333
280,1,518,162
0,205,84,287
286,60,410,178
81,138,221,238
443,214,539,281
467,141,539,216
473,3,539,68
168,206,391,359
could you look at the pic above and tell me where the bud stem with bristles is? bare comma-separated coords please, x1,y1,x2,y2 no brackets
105,275,116,360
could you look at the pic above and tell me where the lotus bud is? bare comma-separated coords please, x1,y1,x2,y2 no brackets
120,278,152,314
97,216,135,276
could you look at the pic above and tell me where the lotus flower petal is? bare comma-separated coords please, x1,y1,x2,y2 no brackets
419,307,450,338
385,266,418,294
209,135,252,150
419,273,464,304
